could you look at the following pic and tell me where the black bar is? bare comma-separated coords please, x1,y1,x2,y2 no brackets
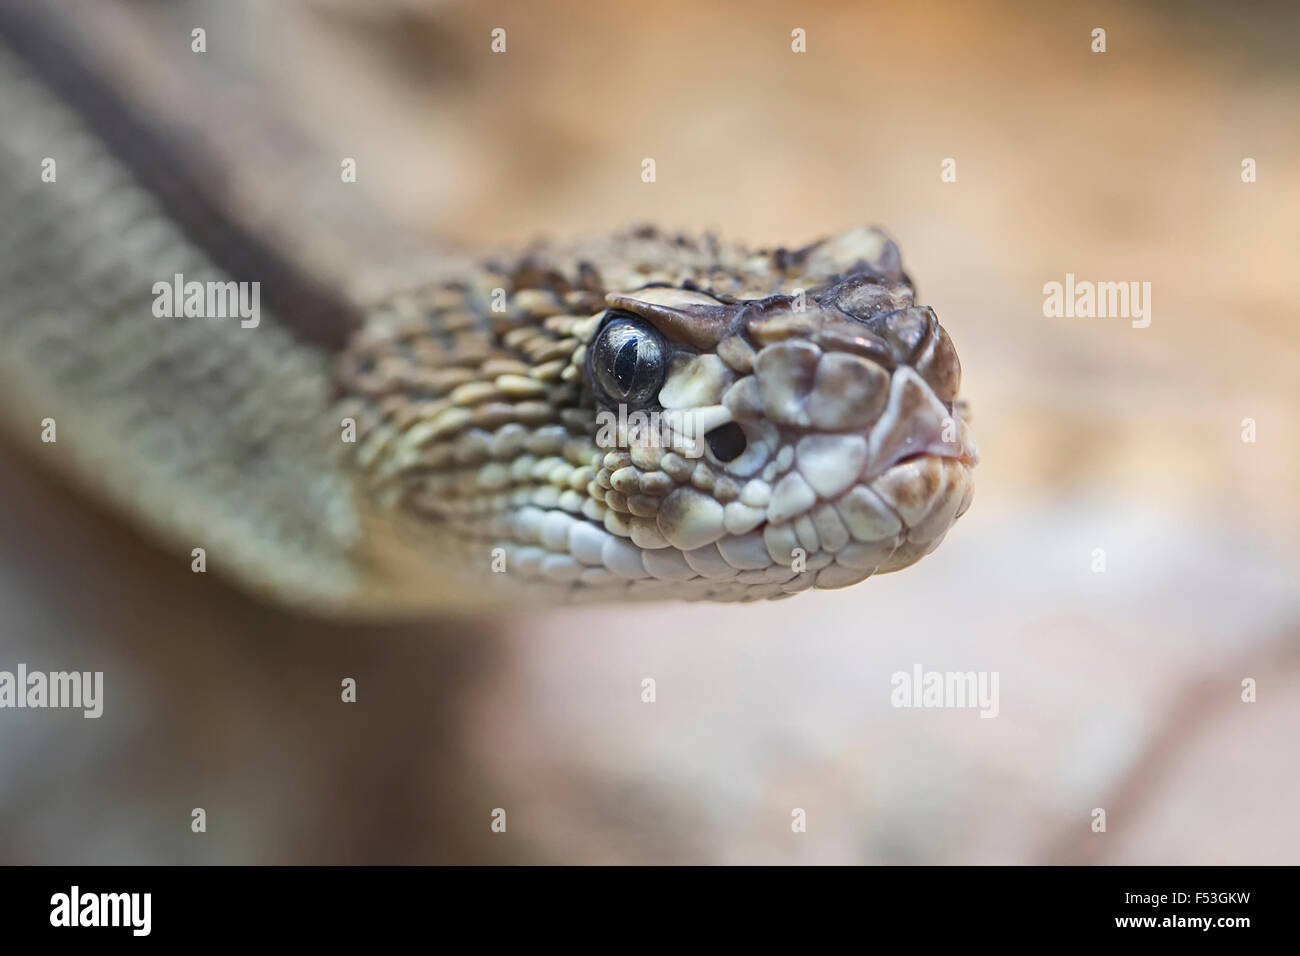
0,865,1287,941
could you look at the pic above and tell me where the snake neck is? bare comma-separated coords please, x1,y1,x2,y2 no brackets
0,6,432,616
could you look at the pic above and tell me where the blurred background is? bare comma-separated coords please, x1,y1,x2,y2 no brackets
1,0,1297,863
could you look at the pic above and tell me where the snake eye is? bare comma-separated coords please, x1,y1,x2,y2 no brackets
590,315,668,407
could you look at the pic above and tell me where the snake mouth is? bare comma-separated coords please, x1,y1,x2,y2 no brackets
888,444,978,473
861,411,978,484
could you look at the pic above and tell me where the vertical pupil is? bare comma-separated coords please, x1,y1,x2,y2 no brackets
613,337,639,390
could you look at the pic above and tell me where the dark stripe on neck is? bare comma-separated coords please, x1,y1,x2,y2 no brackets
0,0,362,352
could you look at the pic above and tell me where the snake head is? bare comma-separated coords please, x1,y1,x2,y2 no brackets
340,224,975,604
577,226,977,596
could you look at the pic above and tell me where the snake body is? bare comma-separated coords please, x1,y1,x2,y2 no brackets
0,5,976,615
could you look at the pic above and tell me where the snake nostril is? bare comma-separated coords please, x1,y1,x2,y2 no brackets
705,422,748,462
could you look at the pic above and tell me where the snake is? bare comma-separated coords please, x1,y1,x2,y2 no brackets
0,3,976,616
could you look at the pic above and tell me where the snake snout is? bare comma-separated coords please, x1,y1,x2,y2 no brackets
695,311,977,588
